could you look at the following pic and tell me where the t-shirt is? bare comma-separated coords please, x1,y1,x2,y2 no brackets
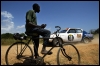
25,10,37,32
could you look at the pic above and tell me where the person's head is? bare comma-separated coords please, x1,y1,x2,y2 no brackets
32,3,40,13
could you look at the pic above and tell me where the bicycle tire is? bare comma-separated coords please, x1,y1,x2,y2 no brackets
5,42,34,65
57,43,80,65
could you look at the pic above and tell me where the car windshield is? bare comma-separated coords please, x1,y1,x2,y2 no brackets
59,30,67,33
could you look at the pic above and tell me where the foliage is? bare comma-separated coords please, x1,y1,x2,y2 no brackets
89,28,99,34
1,28,99,45
1,33,43,45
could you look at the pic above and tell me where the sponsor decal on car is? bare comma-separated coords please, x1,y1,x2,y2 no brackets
68,34,74,41
77,34,81,38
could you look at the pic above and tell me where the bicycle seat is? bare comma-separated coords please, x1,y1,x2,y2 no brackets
25,31,39,37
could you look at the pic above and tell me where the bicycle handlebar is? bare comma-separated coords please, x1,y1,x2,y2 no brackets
55,26,61,29
55,26,61,33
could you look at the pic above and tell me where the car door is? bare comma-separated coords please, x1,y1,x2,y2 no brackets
67,29,76,42
74,29,83,41
59,30,68,42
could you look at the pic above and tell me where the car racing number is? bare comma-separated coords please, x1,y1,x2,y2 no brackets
68,34,74,41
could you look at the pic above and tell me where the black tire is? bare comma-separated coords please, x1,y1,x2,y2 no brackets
83,37,90,44
52,38,63,46
5,42,34,65
57,43,80,65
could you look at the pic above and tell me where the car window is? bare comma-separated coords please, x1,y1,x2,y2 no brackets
68,29,76,33
59,30,67,33
76,29,82,33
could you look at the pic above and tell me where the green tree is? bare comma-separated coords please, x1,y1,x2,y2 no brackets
95,28,99,34
89,28,99,34
1,33,13,39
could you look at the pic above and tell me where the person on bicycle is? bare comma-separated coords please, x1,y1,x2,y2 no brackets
25,3,52,58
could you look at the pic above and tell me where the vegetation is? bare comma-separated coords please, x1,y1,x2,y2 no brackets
89,28,99,34
1,28,99,45
1,33,43,45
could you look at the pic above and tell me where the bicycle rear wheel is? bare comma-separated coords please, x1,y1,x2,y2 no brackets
5,42,34,65
57,43,80,65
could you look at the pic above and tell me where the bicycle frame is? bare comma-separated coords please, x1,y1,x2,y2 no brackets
17,26,64,64
6,26,80,65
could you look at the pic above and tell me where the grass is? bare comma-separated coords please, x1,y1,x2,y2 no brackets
1,34,99,45
1,38,43,46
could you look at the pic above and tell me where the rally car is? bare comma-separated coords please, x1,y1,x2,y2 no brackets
49,28,94,45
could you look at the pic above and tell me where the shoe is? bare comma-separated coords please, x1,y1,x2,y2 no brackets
41,50,52,55
29,56,42,64
34,56,45,65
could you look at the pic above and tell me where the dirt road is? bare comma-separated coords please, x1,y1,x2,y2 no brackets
1,36,99,65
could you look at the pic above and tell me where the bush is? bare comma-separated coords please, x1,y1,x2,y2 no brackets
1,33,13,39
89,28,99,35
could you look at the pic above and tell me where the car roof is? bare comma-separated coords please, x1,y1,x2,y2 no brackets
65,28,82,30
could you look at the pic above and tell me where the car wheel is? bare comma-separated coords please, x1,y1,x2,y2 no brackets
83,37,90,44
52,38,63,46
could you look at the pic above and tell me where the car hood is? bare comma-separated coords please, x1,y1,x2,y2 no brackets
50,33,61,38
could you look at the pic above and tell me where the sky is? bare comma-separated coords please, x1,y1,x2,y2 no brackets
1,1,99,34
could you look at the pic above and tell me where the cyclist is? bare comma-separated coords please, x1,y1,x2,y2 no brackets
25,3,52,59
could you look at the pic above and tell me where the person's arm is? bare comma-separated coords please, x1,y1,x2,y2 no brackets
26,10,41,28
28,22,41,28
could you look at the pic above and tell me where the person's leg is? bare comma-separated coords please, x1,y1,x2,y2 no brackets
32,35,39,58
34,28,52,54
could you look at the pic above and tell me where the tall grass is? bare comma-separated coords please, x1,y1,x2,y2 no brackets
1,34,98,46
1,38,43,46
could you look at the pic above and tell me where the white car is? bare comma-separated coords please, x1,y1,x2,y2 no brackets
49,28,94,45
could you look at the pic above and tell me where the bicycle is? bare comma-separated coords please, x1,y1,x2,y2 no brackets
5,26,80,65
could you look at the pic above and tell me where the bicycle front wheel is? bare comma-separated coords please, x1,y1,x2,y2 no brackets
57,43,80,65
5,42,33,65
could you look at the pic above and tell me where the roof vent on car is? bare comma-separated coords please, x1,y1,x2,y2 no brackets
66,28,69,30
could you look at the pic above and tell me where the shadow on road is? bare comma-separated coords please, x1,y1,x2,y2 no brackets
13,58,51,65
